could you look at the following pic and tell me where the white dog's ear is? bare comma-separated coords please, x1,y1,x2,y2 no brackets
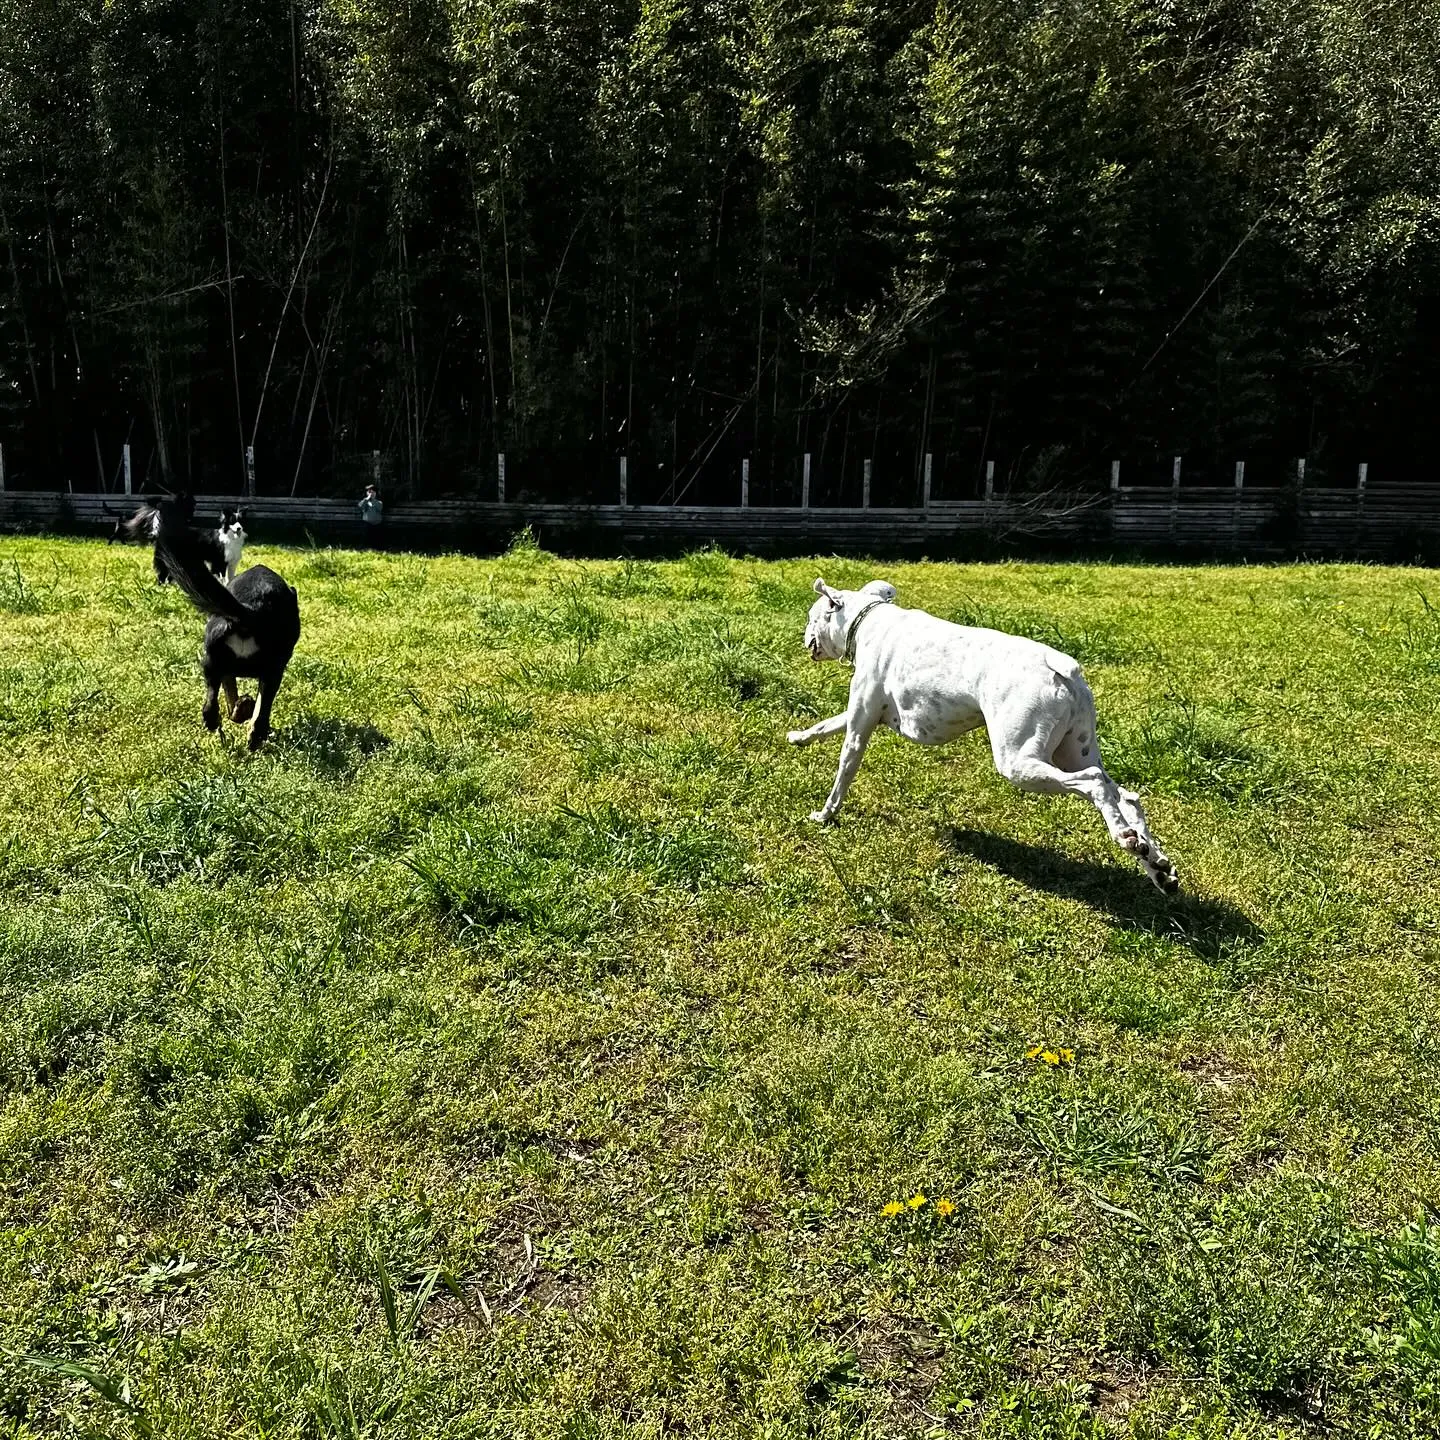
813,578,842,605
862,580,897,601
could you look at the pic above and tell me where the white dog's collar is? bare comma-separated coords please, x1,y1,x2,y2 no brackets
843,598,892,663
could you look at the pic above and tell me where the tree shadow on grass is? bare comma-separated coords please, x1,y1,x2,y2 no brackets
942,827,1262,960
277,713,392,778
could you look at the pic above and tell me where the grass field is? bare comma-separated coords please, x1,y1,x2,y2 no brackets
3,534,1440,1438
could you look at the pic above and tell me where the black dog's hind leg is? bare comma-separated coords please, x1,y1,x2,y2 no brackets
202,665,224,732
220,676,247,722
246,668,286,750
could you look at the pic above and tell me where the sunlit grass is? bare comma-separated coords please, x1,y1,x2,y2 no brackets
3,535,1440,1437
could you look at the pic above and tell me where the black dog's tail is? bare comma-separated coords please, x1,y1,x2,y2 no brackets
153,501,253,627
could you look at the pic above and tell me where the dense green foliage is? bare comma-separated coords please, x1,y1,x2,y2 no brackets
4,537,1440,1434
0,0,1436,502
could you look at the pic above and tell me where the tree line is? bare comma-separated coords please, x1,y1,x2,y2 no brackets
1,0,1436,505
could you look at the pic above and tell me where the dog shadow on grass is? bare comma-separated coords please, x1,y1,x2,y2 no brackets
276,713,392,778
942,827,1261,959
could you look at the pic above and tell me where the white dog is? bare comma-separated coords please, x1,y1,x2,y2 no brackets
788,578,1179,893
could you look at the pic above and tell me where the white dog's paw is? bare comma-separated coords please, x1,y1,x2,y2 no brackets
1149,858,1181,895
787,729,810,746
809,809,834,825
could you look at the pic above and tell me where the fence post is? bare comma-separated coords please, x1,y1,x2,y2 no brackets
1110,460,1120,494
1296,457,1306,487
801,453,810,510
123,443,132,496
497,452,506,503
1357,461,1368,498
0,443,5,492
619,455,628,508
245,444,256,497
923,452,933,509
741,457,750,508
1234,460,1245,490
862,458,872,509
986,459,996,502
1172,456,1182,492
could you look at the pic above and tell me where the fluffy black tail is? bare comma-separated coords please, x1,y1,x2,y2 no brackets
153,500,253,626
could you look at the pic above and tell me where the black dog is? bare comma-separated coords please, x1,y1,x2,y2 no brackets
113,495,243,586
151,498,300,751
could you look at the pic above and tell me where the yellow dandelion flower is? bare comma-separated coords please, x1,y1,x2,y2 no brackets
1026,1045,1043,1060
907,1193,928,1210
935,1198,956,1217
1059,1048,1075,1063
1042,1050,1061,1066
881,1201,904,1217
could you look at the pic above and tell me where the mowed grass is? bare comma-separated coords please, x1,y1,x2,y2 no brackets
3,534,1440,1438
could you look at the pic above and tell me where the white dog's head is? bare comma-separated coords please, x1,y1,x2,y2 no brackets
802,577,897,661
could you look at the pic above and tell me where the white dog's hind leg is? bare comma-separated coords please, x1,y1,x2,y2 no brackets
1111,784,1178,892
1052,724,1178,891
1049,727,1133,842
788,713,849,747
998,743,1125,829
811,722,875,824
995,737,1180,893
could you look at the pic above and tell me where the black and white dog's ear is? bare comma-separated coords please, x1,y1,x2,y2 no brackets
861,580,897,601
813,578,843,606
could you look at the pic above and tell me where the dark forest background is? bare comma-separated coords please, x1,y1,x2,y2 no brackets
0,0,1437,505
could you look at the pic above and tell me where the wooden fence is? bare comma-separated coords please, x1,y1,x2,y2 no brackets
2,484,1439,559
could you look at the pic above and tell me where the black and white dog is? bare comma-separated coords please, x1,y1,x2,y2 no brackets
215,507,247,583
150,498,299,751
113,497,246,586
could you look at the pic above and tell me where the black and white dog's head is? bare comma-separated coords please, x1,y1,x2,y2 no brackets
218,508,247,575
803,577,897,661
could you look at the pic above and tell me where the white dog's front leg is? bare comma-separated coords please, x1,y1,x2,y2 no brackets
810,722,875,824
787,713,848,747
